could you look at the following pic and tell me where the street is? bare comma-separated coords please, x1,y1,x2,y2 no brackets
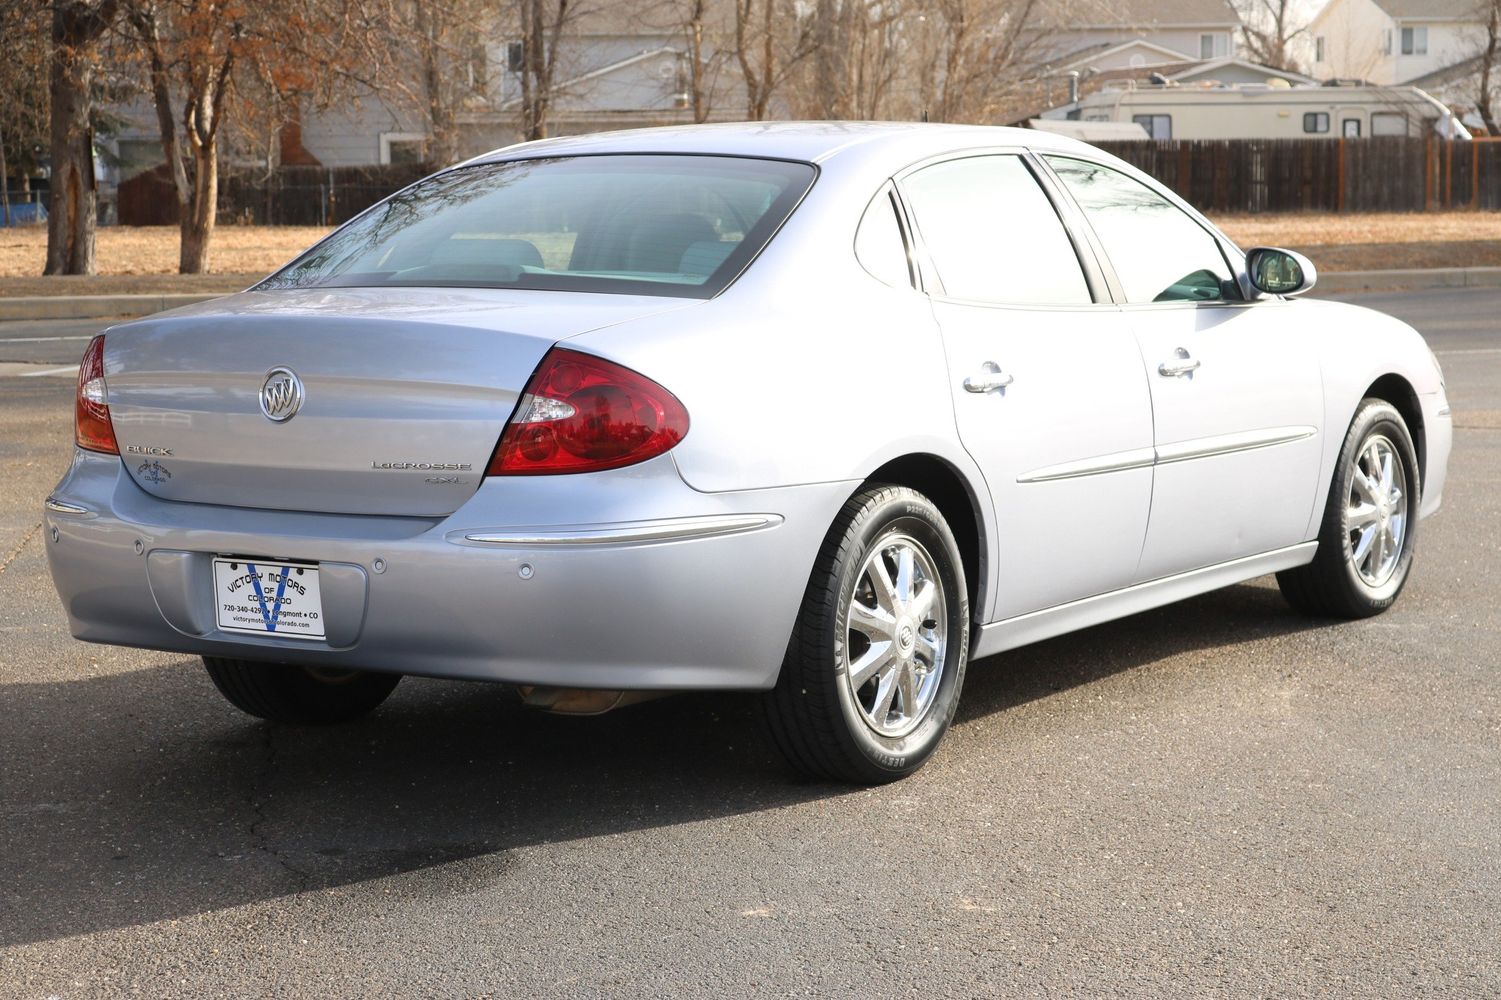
1,288,1498,998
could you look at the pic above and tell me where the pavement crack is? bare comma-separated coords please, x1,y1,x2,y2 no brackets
0,521,42,582
246,723,312,894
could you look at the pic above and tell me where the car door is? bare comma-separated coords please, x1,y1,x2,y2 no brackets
897,153,1155,622
1042,155,1324,583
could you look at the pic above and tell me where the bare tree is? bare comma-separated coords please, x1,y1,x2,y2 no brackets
733,0,814,119
44,0,120,275
0,3,52,228
1235,0,1309,73
517,0,574,141
1477,0,1501,135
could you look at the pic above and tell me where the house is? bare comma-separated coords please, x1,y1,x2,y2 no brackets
1041,0,1243,74
1309,0,1484,87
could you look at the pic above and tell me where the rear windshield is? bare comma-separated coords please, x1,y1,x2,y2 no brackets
258,154,816,298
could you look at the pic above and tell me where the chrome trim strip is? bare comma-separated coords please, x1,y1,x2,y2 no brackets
1016,448,1156,484
463,514,783,547
1154,425,1317,465
44,497,90,515
1017,426,1317,484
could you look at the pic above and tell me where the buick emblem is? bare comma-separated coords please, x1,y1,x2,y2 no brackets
259,367,304,422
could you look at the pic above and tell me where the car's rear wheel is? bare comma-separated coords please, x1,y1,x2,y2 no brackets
1277,398,1420,618
764,485,969,784
202,657,401,724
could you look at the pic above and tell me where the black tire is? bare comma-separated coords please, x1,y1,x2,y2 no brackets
202,656,401,724
1277,398,1420,619
764,485,970,784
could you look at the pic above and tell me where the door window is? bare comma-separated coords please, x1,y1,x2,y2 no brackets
901,155,1091,306
1343,118,1362,138
1044,156,1235,304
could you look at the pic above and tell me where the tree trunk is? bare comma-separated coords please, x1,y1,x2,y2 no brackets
1,132,10,228
1481,2,1501,136
179,138,216,273
44,5,103,275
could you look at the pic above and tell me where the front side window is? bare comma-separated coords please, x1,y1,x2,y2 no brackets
1044,156,1235,305
1303,112,1330,134
260,155,816,298
1372,112,1408,136
901,155,1091,307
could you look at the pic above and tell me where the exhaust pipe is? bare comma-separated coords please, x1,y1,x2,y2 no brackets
516,685,669,715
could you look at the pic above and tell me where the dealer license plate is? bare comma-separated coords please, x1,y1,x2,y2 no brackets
213,558,326,639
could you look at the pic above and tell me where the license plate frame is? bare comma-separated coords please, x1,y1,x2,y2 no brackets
212,557,326,640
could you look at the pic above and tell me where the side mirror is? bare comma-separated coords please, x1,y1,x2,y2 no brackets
1245,247,1317,298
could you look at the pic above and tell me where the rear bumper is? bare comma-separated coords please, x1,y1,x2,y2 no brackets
44,450,851,690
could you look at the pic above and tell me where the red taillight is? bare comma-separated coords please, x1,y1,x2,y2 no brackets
488,348,689,475
75,334,118,454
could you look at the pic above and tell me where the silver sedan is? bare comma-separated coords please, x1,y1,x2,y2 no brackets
45,123,1451,783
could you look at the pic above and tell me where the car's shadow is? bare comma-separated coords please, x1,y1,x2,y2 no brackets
2,581,1327,947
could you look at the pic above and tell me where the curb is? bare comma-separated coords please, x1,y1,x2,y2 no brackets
0,293,227,322
1314,267,1501,294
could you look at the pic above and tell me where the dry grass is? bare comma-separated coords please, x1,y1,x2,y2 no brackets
1213,212,1501,248
0,225,329,280
3,214,1500,293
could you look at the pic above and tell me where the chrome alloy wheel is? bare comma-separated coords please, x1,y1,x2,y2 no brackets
1346,433,1409,588
843,533,948,739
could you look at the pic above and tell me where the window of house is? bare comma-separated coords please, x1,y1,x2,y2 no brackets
1401,26,1428,55
1316,36,1326,62
380,132,430,166
1131,114,1172,139
900,155,1092,306
1303,112,1330,134
1372,112,1408,136
1201,34,1215,59
1382,29,1393,55
1044,157,1236,305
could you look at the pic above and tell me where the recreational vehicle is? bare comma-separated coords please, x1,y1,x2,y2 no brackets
1040,82,1469,141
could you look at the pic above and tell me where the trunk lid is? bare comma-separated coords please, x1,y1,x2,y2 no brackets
103,287,694,516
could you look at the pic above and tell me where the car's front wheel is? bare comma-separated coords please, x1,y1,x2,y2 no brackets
764,485,970,784
1277,398,1420,618
202,657,401,724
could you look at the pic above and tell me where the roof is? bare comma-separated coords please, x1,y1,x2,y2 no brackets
1369,0,1484,18
468,121,1095,169
1057,0,1240,27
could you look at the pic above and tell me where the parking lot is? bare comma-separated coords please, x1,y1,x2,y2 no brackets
1,288,1497,998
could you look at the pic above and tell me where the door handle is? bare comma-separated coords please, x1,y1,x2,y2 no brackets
1158,348,1200,378
963,362,1014,394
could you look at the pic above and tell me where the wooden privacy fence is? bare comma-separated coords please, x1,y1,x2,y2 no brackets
118,162,435,227
114,137,1501,226
1096,136,1501,214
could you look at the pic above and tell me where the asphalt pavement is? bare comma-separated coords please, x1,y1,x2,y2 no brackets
1,289,1498,998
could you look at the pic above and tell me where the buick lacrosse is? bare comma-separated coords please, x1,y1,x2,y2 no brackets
46,123,1451,783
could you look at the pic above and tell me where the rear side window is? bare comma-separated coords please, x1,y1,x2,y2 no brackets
1045,156,1235,304
259,155,816,299
854,186,914,288
901,155,1091,306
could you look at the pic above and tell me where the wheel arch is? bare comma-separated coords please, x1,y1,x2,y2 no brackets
1364,373,1426,491
863,453,988,623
